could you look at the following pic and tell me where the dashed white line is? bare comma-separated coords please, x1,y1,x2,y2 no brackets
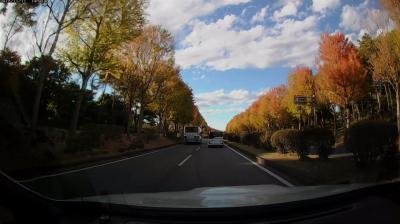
196,147,200,151
225,145,294,187
178,154,192,166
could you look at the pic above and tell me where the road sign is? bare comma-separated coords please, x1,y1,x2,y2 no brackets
294,95,308,105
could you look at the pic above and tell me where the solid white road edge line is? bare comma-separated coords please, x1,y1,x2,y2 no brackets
226,145,294,187
19,146,175,183
178,154,192,166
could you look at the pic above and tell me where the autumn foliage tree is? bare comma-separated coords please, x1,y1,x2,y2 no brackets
370,30,400,149
286,66,315,129
316,33,369,128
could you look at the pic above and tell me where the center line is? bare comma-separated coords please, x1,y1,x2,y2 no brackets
178,154,192,166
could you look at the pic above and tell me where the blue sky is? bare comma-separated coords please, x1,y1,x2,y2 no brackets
146,0,386,130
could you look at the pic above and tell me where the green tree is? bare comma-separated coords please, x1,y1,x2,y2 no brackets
31,0,89,130
61,0,145,136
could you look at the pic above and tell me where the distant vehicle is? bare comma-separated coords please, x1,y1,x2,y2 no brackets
208,131,224,148
184,126,202,144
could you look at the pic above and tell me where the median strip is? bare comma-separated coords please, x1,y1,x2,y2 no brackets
178,154,192,166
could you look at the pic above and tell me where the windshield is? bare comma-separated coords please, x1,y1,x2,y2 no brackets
0,0,399,209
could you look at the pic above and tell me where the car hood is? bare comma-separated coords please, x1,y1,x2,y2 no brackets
68,183,375,208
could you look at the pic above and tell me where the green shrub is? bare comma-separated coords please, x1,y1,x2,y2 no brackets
271,129,308,159
302,128,334,160
258,131,272,149
345,120,397,166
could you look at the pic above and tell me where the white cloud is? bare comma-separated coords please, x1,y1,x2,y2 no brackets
340,1,389,38
176,14,320,71
251,6,268,23
146,0,250,33
272,0,302,21
195,89,260,107
312,0,340,13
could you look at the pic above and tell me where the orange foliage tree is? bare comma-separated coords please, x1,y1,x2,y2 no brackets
316,33,369,128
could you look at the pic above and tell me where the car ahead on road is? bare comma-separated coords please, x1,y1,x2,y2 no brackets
208,131,224,148
184,126,202,144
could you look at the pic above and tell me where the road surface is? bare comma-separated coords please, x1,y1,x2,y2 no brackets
19,142,291,200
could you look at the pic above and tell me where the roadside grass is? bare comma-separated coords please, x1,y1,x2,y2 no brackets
226,141,398,185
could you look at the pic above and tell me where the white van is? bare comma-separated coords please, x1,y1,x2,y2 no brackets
208,131,224,148
184,126,202,144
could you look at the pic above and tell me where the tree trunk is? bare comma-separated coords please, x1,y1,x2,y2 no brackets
333,111,337,137
31,65,48,129
137,103,144,134
376,90,382,115
345,106,350,129
31,3,68,130
298,110,301,130
396,82,400,152
125,100,132,135
385,84,393,112
69,76,89,137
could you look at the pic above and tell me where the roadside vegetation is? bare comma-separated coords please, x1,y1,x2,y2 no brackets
0,1,208,177
225,0,400,183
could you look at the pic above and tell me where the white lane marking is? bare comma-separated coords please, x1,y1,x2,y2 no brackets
19,146,176,183
178,154,192,166
225,145,294,187
196,147,200,151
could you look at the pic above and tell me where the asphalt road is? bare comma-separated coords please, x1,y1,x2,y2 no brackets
19,142,291,200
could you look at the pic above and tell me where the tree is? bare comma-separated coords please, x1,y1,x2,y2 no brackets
1,4,37,50
25,57,72,126
61,0,145,136
380,0,400,27
112,25,174,134
370,30,400,150
0,49,28,124
317,33,369,128
149,62,180,135
286,67,315,129
167,80,195,136
31,0,89,130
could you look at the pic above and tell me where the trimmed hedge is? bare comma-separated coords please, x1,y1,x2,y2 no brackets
345,120,397,166
271,129,308,159
302,128,334,160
